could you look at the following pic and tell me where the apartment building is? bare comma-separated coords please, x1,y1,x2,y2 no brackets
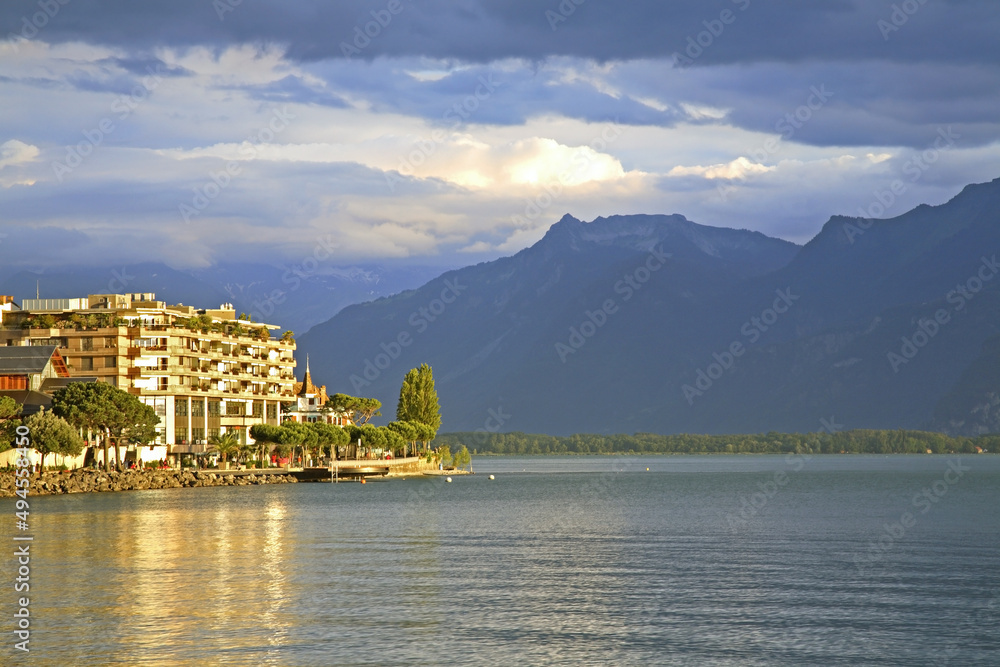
0,293,296,460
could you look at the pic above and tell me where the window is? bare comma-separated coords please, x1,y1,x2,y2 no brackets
267,404,277,419
175,399,188,417
252,402,263,417
105,356,116,368
105,337,116,348
81,337,94,351
174,428,187,444
208,401,221,417
192,427,205,443
192,400,205,417
80,357,94,371
208,428,220,440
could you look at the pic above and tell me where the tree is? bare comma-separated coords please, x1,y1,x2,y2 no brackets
387,420,418,457
107,389,160,465
453,444,471,471
209,431,240,463
250,423,284,467
379,425,406,458
52,382,158,472
280,422,318,467
25,408,84,470
412,421,437,455
0,396,22,452
436,444,453,468
396,364,442,432
308,422,350,461
329,393,382,425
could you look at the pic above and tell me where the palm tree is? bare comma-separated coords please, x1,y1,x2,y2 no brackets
208,432,240,467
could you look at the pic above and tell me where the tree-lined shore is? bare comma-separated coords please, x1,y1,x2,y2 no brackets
435,429,998,456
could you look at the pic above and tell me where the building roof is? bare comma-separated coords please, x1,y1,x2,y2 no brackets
0,390,51,416
294,356,329,404
0,346,70,376
298,355,317,396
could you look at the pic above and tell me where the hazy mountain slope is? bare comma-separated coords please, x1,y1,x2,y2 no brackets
299,214,801,433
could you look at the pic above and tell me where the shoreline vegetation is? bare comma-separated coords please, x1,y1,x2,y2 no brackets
435,429,999,456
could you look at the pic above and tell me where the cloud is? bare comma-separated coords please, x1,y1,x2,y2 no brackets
0,140,39,169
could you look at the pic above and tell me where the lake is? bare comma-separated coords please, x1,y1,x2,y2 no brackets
13,455,1000,665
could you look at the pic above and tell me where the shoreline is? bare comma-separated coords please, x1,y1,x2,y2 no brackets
0,463,472,497
0,468,300,497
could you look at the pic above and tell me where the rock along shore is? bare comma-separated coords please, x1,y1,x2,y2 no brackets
0,468,298,497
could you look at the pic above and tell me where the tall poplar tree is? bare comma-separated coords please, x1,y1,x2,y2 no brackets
396,364,442,434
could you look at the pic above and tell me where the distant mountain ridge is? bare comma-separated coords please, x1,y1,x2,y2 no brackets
299,177,1000,436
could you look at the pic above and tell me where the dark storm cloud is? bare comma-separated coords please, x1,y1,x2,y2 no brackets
3,0,997,66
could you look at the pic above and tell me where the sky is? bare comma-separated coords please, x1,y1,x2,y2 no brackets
1,0,999,272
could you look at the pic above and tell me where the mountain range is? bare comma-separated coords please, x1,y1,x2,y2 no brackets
4,178,998,437
298,177,1000,436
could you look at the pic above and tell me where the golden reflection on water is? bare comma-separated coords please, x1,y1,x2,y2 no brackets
32,488,292,666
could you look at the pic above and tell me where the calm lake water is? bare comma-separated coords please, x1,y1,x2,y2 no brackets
13,455,1000,666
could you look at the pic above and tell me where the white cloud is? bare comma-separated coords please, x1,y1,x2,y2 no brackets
0,140,40,169
668,156,773,181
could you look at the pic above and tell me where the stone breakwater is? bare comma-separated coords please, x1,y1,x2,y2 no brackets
0,469,298,497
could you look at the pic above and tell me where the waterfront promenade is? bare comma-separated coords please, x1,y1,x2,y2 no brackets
0,456,444,497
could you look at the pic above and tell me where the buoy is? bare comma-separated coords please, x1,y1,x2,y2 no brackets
646,468,650,471
489,475,495,480
446,477,452,482
360,478,366,484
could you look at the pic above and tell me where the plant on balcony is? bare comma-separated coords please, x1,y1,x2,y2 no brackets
256,327,271,342
280,330,295,343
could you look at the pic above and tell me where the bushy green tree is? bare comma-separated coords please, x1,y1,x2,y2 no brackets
329,393,382,425
0,396,22,451
52,382,159,471
24,408,84,469
453,445,471,471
